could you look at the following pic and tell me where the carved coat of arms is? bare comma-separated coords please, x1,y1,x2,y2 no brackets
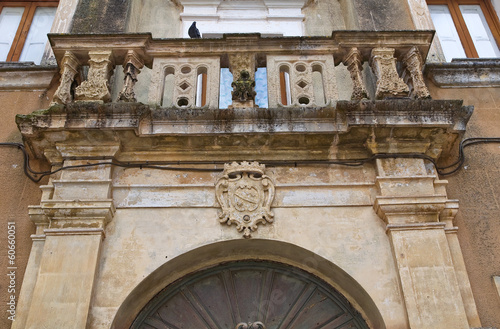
216,162,275,238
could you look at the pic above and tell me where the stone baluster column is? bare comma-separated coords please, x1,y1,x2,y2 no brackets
22,144,118,329
373,157,470,329
75,50,114,102
402,47,431,99
229,53,256,108
344,48,368,100
118,50,144,102
370,48,409,99
52,51,80,105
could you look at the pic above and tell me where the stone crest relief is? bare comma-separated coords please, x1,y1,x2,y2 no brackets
216,162,275,238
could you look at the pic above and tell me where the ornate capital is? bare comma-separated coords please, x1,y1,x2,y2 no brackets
216,161,275,238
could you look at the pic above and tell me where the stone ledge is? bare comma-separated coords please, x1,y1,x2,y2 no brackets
0,64,58,90
15,100,472,161
425,59,500,88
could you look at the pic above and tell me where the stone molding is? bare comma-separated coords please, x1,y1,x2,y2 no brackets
0,65,57,90
374,195,447,224
16,100,473,161
425,59,500,88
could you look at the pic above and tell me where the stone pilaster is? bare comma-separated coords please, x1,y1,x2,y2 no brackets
21,144,117,329
440,200,481,328
373,158,470,329
118,50,144,102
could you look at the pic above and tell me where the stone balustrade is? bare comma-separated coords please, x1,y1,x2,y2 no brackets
49,31,433,109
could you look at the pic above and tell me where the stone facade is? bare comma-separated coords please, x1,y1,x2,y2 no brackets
1,1,500,329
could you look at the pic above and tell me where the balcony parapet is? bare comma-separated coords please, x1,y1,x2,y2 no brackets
48,31,434,108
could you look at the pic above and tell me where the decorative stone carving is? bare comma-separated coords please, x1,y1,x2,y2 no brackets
75,50,114,102
231,70,256,102
229,53,256,108
118,50,144,102
370,48,409,99
52,51,80,105
267,55,338,107
216,161,275,238
402,47,431,99
344,48,368,100
236,322,266,329
229,53,256,81
148,56,220,109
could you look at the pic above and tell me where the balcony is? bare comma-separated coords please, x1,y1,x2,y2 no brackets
17,32,472,163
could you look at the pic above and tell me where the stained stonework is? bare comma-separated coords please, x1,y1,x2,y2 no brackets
75,51,114,102
370,48,409,99
267,55,338,107
148,56,220,108
52,51,80,105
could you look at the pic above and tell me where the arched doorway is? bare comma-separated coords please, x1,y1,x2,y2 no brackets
131,261,370,329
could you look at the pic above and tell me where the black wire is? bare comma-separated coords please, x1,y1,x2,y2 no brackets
2,137,500,183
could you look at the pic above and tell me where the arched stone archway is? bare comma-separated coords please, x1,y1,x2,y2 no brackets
110,239,386,329
131,260,370,329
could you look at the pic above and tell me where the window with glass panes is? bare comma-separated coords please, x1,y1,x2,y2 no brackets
427,0,500,61
0,1,58,64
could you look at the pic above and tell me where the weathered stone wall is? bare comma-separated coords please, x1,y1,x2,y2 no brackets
84,165,410,329
427,82,500,327
352,0,414,30
71,0,130,33
0,88,54,329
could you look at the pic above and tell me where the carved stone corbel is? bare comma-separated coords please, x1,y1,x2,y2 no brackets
344,48,368,100
216,161,275,238
402,46,431,99
370,47,409,99
229,53,256,107
75,50,114,102
118,50,144,102
52,51,80,105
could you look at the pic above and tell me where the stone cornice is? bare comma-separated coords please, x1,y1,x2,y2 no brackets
0,65,58,90
16,99,472,162
425,59,500,88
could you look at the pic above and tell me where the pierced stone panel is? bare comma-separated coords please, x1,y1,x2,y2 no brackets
149,57,220,109
267,55,338,107
131,261,370,329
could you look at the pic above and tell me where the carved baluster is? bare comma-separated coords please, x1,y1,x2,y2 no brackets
402,46,431,99
75,50,114,102
52,51,80,105
228,53,256,108
370,47,409,99
118,50,144,102
344,48,368,100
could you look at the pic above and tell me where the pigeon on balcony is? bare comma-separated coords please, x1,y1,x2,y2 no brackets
188,22,201,39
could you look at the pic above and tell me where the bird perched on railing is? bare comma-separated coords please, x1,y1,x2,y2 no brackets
188,22,201,39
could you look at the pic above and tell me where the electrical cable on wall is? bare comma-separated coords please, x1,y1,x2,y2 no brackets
1,138,500,183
